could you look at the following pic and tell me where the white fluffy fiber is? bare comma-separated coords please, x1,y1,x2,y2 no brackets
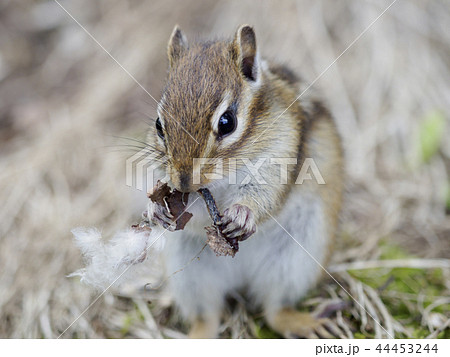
70,226,165,290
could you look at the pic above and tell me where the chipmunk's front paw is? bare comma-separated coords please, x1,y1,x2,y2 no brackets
147,200,176,231
218,204,256,241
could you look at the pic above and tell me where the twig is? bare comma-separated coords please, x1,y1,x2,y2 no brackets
148,243,208,290
329,259,450,273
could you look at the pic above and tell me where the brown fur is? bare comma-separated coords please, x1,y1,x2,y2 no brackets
150,25,344,338
302,101,344,266
156,26,304,199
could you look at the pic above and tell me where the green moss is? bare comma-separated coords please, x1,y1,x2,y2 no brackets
418,110,446,163
120,314,134,336
254,322,281,339
348,242,449,338
379,241,410,259
412,328,432,339
354,332,367,339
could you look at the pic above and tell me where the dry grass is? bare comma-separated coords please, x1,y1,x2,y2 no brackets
0,0,449,338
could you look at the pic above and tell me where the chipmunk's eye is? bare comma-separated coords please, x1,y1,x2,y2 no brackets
218,111,236,138
155,117,164,140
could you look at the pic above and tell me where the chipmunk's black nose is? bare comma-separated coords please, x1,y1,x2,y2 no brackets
178,172,191,193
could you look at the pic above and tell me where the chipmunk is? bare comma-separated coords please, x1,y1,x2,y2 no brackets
146,24,344,338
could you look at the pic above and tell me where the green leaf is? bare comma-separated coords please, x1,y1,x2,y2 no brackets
419,111,446,163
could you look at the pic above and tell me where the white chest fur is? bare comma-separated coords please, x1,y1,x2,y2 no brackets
162,185,328,319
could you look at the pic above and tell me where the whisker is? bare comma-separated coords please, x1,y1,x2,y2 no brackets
137,111,157,124
107,144,156,151
111,135,160,151
106,149,167,162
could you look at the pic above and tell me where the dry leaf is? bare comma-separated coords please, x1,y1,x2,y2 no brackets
148,181,193,230
198,188,239,256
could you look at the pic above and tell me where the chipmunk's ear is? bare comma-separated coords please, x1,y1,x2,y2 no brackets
232,25,259,82
168,25,188,67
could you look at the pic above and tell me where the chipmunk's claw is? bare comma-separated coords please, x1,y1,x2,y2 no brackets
148,201,176,231
218,204,256,241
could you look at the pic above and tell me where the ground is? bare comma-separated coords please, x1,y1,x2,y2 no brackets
0,0,449,338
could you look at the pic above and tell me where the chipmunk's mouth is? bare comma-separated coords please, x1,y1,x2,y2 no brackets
171,170,203,193
177,172,190,192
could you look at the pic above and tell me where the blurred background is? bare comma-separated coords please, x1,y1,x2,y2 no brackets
0,0,449,338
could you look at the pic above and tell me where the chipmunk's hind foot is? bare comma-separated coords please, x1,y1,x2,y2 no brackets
188,317,220,339
267,308,335,339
